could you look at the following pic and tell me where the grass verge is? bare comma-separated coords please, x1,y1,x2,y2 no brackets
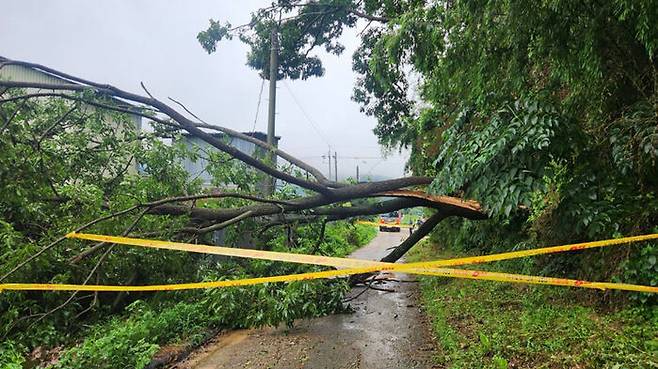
407,240,658,369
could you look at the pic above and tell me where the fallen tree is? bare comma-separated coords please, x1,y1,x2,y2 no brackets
0,56,485,284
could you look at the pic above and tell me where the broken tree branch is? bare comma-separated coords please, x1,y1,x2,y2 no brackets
0,56,486,279
380,211,448,263
148,176,435,222
180,210,255,234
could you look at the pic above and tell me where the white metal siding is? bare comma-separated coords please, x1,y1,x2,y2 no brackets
179,135,268,186
0,64,73,86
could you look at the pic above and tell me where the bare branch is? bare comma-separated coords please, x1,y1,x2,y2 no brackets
0,74,334,194
380,211,448,263
68,207,150,264
140,81,155,99
349,212,450,286
165,94,337,187
145,191,296,207
189,121,340,187
148,176,436,222
180,210,255,234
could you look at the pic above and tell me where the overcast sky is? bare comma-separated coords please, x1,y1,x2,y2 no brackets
1,0,410,180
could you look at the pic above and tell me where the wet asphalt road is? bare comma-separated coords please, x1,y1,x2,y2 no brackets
177,231,436,369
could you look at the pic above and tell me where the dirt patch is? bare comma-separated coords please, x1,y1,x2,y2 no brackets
24,345,63,369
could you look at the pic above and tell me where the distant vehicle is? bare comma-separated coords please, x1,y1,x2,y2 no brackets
379,211,402,232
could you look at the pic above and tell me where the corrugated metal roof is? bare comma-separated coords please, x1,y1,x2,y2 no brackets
0,56,75,86
0,64,72,85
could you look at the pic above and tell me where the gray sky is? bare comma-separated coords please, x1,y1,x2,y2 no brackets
0,0,409,180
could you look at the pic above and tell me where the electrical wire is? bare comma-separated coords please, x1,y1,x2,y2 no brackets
281,80,332,148
251,78,265,133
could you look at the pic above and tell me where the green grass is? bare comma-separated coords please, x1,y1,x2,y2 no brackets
407,240,658,369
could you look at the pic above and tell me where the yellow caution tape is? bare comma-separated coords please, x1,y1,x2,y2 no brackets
0,268,356,292
2,264,657,294
63,232,384,269
419,233,658,268
0,232,656,293
65,232,658,270
413,268,658,294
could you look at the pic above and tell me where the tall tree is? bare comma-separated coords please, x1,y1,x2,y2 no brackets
196,0,658,291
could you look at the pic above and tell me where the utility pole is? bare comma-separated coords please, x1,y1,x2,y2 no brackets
265,26,279,195
333,151,338,182
356,165,359,183
327,149,332,180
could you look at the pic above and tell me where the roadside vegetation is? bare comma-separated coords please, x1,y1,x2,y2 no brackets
0,89,377,368
2,220,375,369
51,223,375,369
359,2,658,365
408,239,658,369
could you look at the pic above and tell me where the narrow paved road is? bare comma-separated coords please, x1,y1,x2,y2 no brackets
177,231,436,369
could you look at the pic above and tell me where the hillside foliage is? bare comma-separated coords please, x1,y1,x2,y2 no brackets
355,0,658,299
199,0,658,302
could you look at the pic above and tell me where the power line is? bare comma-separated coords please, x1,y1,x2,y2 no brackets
282,80,332,148
298,155,406,161
366,158,386,175
251,78,266,133
337,156,388,160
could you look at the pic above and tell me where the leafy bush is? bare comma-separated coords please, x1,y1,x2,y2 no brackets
0,341,25,369
47,220,371,368
430,100,564,218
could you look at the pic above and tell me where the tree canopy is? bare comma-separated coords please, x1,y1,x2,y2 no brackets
198,0,658,296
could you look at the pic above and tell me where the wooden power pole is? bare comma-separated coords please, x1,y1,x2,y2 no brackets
265,26,279,195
